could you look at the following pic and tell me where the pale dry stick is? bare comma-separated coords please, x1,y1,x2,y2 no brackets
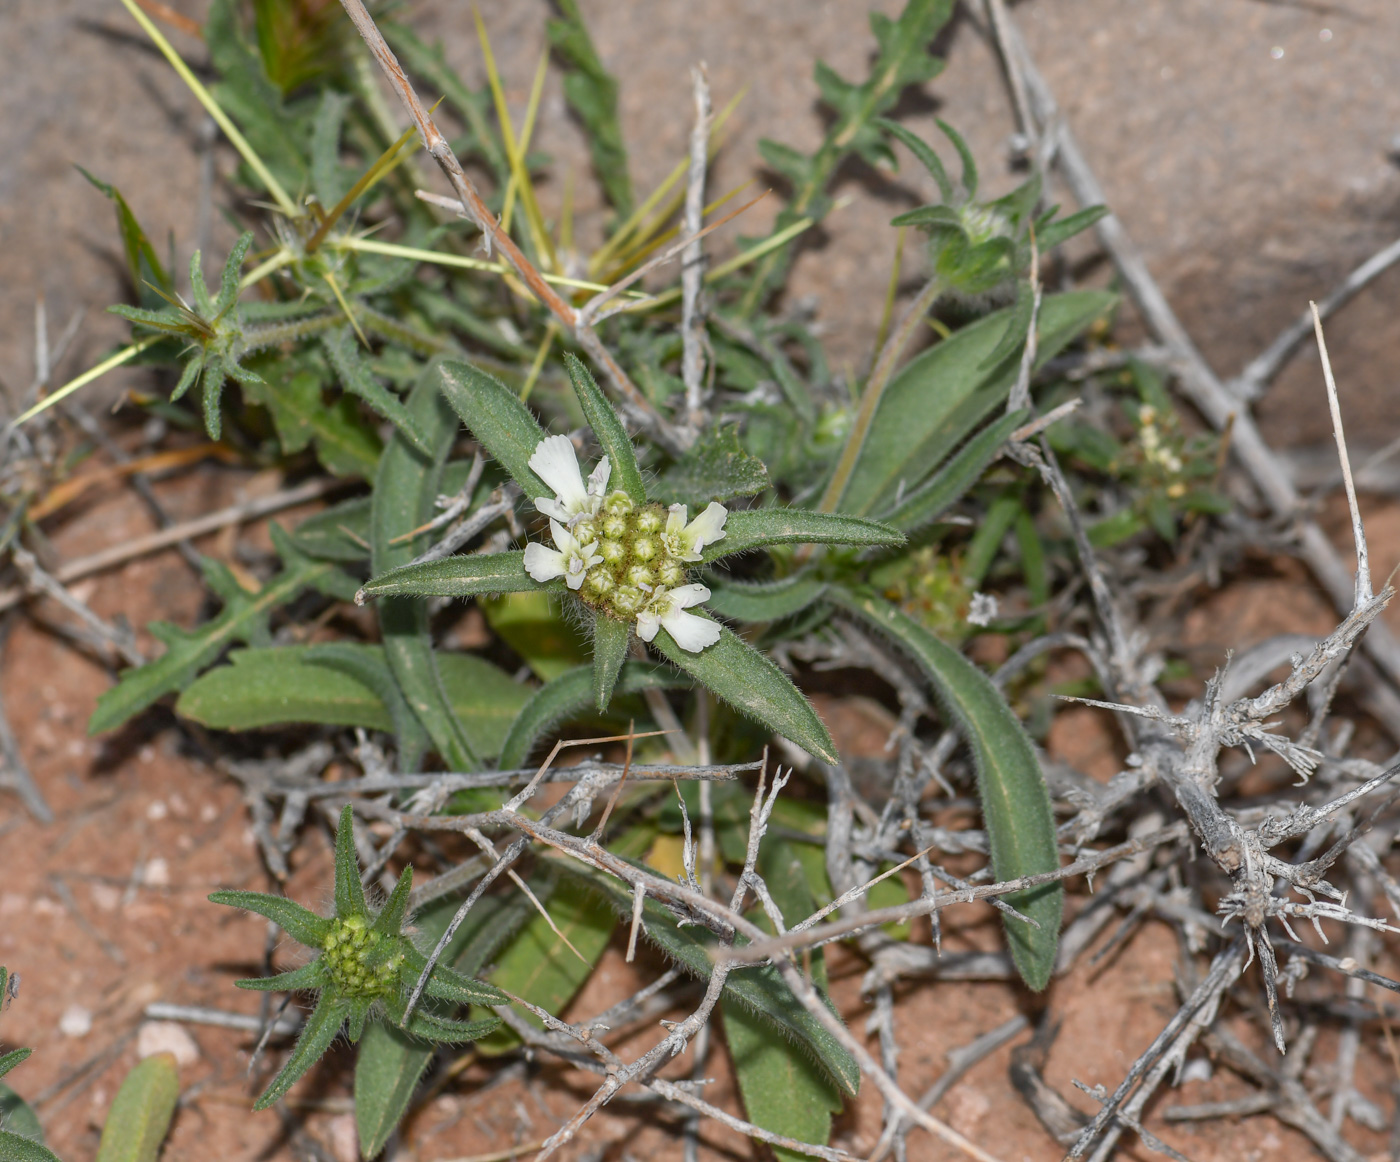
0,616,51,821
1008,397,1079,444
144,1002,301,1035
10,547,144,667
1314,302,1371,604
334,0,690,454
981,0,1037,154
997,9,1400,690
1232,234,1400,402
1005,232,1041,416
0,477,344,615
681,65,712,420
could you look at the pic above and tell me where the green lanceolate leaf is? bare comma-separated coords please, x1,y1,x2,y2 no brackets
0,1130,61,1162
592,616,631,711
360,551,538,601
562,353,646,502
0,1082,45,1145
373,368,481,771
176,645,529,759
76,167,172,308
497,661,688,770
438,360,551,498
701,509,904,565
255,993,349,1110
651,424,771,507
88,528,354,735
476,876,615,1053
836,290,1115,517
882,409,1030,532
208,891,333,948
241,360,382,479
651,620,837,765
705,573,828,623
334,803,369,919
546,0,632,217
0,1049,32,1084
557,860,860,1097
233,962,325,993
92,1054,179,1162
828,589,1061,989
289,496,373,562
322,327,433,457
722,839,843,1162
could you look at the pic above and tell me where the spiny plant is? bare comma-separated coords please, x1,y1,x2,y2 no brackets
4,0,1158,1155
210,805,507,1111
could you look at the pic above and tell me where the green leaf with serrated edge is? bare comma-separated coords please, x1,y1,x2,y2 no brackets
705,574,828,623
208,891,333,947
241,361,382,479
355,891,533,1158
475,876,616,1054
0,1083,44,1144
360,551,538,600
497,661,688,770
255,993,349,1111
561,353,645,503
334,804,368,919
651,620,836,764
592,617,630,711
92,1053,179,1162
88,528,354,735
546,0,632,216
233,962,324,993
302,642,429,770
882,409,1029,532
322,328,433,457
828,589,1061,989
0,1050,31,1084
176,646,529,759
373,368,481,771
700,509,903,565
289,496,373,562
0,1131,61,1162
437,360,551,499
838,290,1115,517
76,167,172,308
556,859,860,1097
722,838,842,1161
651,425,770,507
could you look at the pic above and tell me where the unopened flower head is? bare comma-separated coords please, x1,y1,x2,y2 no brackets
521,438,727,651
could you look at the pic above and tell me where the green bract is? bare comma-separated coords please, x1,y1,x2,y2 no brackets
209,805,508,1110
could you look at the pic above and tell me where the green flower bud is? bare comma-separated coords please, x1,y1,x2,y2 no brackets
599,538,625,564
626,564,654,588
634,508,662,534
603,492,633,518
587,570,615,596
612,586,646,616
602,514,628,539
632,536,657,562
656,558,684,587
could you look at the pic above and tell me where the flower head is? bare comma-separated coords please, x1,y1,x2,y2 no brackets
634,583,721,652
523,519,603,590
521,437,730,653
529,434,610,525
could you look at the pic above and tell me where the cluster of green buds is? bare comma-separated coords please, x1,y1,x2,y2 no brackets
320,914,403,1000
522,435,728,651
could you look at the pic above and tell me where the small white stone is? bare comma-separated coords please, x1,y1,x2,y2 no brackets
199,803,218,823
146,801,168,821
90,883,121,913
143,858,171,888
59,1004,93,1038
328,1112,360,1162
137,1021,199,1066
1180,1057,1212,1084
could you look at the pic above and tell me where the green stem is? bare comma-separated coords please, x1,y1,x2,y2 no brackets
817,275,943,514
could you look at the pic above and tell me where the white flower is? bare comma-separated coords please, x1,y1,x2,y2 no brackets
523,520,603,591
661,501,728,562
634,583,721,652
529,434,610,525
966,591,999,628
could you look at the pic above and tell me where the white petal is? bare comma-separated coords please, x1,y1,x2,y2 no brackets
587,456,612,499
564,567,588,590
661,607,721,652
523,541,567,583
665,504,688,536
635,610,661,642
667,583,711,610
683,502,728,552
549,519,580,553
535,497,571,522
529,435,588,509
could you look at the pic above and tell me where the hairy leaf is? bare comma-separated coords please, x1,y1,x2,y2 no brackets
360,551,539,601
208,891,333,947
705,574,828,623
0,1082,43,1143
0,1130,61,1161
438,360,551,498
482,591,590,682
93,1054,179,1162
254,993,348,1110
700,509,904,565
289,496,373,562
563,353,646,502
829,590,1061,988
592,616,631,710
88,528,355,735
651,619,836,764
76,168,172,308
651,425,771,507
497,661,688,770
322,327,432,457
